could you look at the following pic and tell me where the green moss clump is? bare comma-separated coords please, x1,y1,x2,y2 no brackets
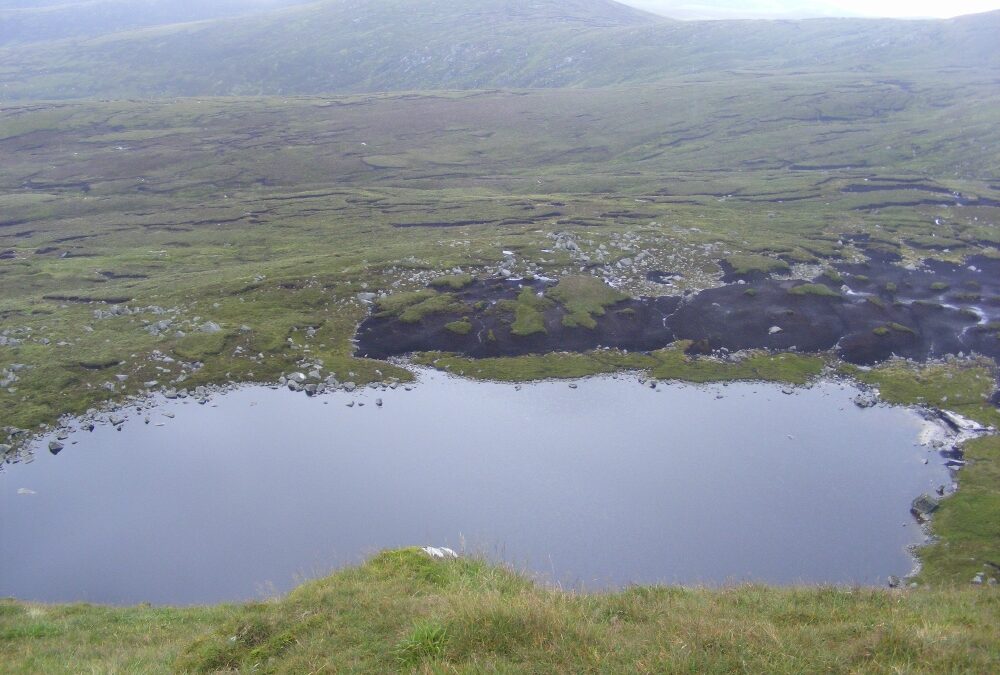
375,290,466,323
445,319,473,335
546,275,627,329
929,281,950,291
873,326,890,336
650,342,826,384
788,283,841,298
430,274,474,290
412,350,655,381
840,360,1000,428
499,287,552,336
376,290,435,315
722,254,790,277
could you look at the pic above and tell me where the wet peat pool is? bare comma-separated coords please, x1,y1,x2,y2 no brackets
1,370,951,605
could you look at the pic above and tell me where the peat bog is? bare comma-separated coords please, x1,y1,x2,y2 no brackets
357,243,1000,372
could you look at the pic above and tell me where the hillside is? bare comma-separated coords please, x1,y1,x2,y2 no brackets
0,0,314,47
0,0,997,100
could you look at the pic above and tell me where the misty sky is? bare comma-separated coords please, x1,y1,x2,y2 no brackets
620,0,1000,19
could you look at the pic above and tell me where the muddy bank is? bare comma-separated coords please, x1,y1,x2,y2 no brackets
356,250,1000,369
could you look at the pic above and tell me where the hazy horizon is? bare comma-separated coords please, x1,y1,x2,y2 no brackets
619,0,1000,19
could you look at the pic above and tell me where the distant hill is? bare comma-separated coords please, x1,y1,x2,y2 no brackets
0,0,997,100
0,0,315,46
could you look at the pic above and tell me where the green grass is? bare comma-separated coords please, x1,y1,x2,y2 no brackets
430,273,474,290
413,349,657,381
723,254,791,277
444,318,473,335
546,275,627,329
501,287,553,337
413,342,827,386
1,548,998,673
917,435,1000,585
788,283,842,298
650,343,827,385
840,359,1000,428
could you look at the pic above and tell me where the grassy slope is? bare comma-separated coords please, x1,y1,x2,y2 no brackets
1,0,998,100
2,549,998,673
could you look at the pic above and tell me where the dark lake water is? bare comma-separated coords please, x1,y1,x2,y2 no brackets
0,369,950,605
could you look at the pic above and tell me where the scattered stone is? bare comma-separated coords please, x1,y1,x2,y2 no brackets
48,440,64,455
422,546,459,560
199,322,222,334
376,398,383,407
887,575,901,588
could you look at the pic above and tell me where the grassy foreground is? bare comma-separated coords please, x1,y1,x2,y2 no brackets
2,549,998,674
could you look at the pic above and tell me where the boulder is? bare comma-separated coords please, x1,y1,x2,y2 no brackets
853,391,879,408
48,440,64,455
911,494,940,518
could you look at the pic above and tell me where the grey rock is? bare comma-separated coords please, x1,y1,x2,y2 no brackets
911,494,940,518
198,322,222,334
887,575,901,588
48,440,64,455
853,391,879,408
